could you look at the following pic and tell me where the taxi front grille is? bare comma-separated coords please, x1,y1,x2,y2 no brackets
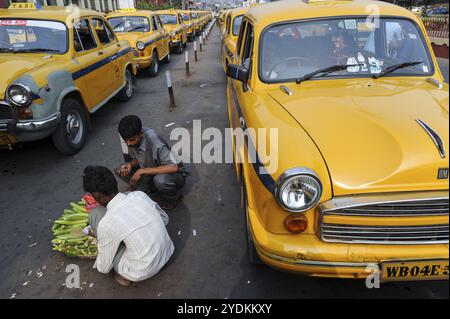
321,224,449,244
324,198,449,217
0,102,15,121
320,192,449,245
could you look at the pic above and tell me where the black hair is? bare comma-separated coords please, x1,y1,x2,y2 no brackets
118,115,143,139
83,166,118,196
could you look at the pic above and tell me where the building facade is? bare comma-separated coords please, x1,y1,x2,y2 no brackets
0,0,136,12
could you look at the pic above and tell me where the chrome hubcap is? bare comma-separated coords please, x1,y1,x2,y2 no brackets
125,72,133,97
65,110,83,144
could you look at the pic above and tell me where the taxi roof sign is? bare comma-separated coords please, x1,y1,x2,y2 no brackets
116,8,137,13
8,2,40,10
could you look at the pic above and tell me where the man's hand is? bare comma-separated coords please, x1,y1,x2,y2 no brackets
117,162,133,177
130,169,143,186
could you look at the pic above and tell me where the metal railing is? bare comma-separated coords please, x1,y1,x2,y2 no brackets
421,14,449,39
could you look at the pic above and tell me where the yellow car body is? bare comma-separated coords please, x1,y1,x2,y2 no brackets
218,10,228,34
0,5,137,154
221,7,248,73
157,9,188,54
179,10,197,41
226,0,449,281
106,9,171,75
190,11,203,36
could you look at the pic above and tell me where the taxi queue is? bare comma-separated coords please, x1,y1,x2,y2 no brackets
0,3,212,154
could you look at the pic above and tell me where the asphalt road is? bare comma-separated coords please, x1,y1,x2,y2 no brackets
0,26,448,299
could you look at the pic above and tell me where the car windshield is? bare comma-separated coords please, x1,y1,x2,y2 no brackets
159,14,177,25
0,19,67,53
108,16,150,33
181,14,190,22
232,15,243,36
192,13,198,19
260,18,433,83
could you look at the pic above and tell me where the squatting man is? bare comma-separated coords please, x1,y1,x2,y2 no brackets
83,166,174,286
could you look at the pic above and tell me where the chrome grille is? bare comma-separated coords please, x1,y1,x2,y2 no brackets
320,192,449,244
0,102,15,121
321,224,449,245
324,198,449,217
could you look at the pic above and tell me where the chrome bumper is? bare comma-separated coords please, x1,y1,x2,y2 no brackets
16,113,61,131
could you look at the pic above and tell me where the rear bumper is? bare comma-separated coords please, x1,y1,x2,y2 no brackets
248,206,449,279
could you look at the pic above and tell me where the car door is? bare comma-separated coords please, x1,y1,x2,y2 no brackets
72,18,111,110
156,15,169,56
90,17,122,92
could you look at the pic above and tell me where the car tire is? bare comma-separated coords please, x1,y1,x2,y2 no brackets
162,48,171,64
148,51,159,77
242,177,263,265
117,68,134,102
51,98,87,155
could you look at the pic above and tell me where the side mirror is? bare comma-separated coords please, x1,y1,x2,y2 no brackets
226,64,249,84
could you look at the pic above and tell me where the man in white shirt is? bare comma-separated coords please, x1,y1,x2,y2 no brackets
83,166,174,286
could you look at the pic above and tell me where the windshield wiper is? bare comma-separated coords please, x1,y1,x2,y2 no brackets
128,26,147,32
296,64,363,84
373,61,423,79
14,48,61,53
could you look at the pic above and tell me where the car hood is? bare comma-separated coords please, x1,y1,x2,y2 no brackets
115,33,147,48
0,54,53,100
268,78,449,196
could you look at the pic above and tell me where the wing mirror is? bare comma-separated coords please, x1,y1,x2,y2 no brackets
226,64,249,84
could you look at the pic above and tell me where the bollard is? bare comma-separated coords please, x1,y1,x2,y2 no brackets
199,35,203,52
185,50,190,76
203,32,206,45
166,71,176,111
194,41,198,62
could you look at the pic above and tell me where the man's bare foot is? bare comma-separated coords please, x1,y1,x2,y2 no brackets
114,273,131,287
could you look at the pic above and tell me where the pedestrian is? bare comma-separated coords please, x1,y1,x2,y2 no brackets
83,166,174,286
116,115,188,210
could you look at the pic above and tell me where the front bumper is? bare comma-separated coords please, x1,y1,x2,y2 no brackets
248,206,449,279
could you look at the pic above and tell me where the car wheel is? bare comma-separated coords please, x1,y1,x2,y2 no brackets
148,51,159,77
242,177,263,265
162,49,171,64
51,98,87,155
117,68,134,102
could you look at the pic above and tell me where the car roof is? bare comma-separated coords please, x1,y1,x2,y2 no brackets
227,7,249,18
156,10,179,14
246,0,417,28
106,10,155,18
0,6,101,21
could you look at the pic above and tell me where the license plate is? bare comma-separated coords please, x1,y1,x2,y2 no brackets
381,259,449,282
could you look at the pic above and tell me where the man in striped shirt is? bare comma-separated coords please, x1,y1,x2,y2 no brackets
83,166,174,286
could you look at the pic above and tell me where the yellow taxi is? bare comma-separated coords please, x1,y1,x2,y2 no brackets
179,10,197,42
106,8,171,77
157,9,188,54
221,7,248,72
190,11,203,36
226,0,449,281
0,4,136,154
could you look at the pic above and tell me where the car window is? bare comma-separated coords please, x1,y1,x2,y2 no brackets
242,23,254,77
232,15,244,37
91,18,114,45
108,16,150,33
73,18,97,52
0,19,67,53
226,15,231,35
236,20,247,60
151,16,158,31
260,18,433,82
159,14,177,25
157,16,164,30
181,13,190,22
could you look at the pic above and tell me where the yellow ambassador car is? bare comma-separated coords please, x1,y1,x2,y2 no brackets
107,9,171,77
221,7,248,72
0,4,136,154
157,10,188,54
226,0,449,281
190,11,203,36
179,10,197,42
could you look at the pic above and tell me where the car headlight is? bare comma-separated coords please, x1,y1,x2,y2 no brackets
136,41,145,51
7,84,32,107
274,168,322,213
171,31,177,37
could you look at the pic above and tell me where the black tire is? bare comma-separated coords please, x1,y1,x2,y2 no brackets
117,68,134,102
175,42,183,54
148,51,159,77
242,177,263,265
162,48,171,64
51,98,87,155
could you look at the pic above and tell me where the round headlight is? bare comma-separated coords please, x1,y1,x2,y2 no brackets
171,31,177,37
7,84,32,107
275,168,322,213
136,41,145,51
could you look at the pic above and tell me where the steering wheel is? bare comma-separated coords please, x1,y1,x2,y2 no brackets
268,57,310,80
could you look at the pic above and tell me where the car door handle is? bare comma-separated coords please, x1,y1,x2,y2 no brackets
98,51,104,56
